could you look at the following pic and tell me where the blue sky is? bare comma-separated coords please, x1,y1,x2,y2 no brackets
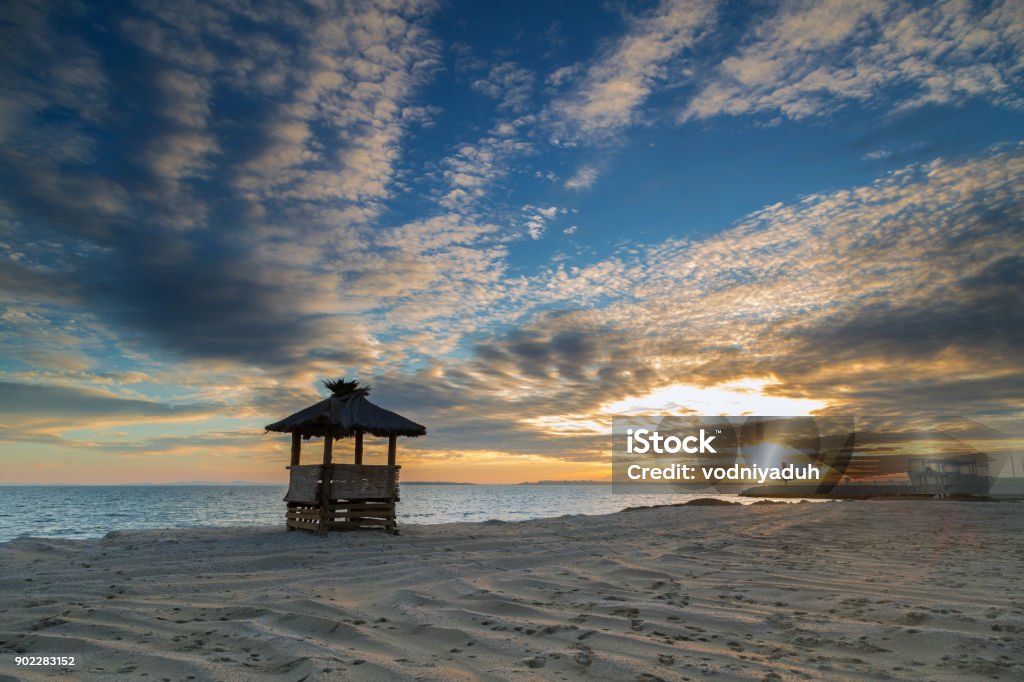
1,0,1022,482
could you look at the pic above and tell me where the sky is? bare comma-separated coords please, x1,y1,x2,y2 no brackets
1,0,1022,484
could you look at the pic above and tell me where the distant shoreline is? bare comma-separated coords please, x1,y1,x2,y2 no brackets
401,481,477,485
517,480,612,485
0,480,619,487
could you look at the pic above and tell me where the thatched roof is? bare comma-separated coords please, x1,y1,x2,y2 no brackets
264,379,426,439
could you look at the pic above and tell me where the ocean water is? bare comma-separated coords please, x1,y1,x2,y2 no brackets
0,485,745,542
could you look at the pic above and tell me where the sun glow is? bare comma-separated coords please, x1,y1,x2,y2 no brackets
520,378,827,439
602,378,828,416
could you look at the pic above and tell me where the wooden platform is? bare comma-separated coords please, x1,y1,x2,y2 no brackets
284,464,400,534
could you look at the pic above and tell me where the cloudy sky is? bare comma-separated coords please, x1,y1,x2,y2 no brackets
1,0,1022,483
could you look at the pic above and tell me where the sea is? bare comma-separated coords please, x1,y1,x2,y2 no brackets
0,485,748,543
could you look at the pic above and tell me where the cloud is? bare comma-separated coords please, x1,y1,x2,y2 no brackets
0,1,128,240
0,0,463,376
564,165,599,190
378,214,500,252
521,205,563,240
437,144,1024,437
229,0,442,213
682,0,1024,122
550,0,715,138
471,62,534,112
0,382,217,442
0,381,209,418
439,136,533,210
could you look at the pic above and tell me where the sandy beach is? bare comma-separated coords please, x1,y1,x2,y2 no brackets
1,501,1022,681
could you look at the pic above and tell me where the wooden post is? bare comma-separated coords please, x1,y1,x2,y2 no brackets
319,431,333,534
387,435,399,535
322,431,333,466
354,428,366,464
290,432,301,466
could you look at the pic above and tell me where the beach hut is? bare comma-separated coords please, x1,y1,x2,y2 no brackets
265,379,426,534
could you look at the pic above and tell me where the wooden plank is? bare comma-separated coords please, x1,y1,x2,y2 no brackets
334,513,394,520
287,520,319,531
284,465,322,503
329,503,393,509
330,505,395,514
290,432,302,466
345,502,394,508
354,430,363,465
327,521,377,530
387,435,396,467
329,463,398,499
329,509,392,516
328,513,391,519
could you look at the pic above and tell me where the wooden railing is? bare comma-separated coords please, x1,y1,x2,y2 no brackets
284,464,400,503
285,464,400,533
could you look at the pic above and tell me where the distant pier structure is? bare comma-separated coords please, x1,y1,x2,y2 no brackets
265,379,426,534
906,454,990,497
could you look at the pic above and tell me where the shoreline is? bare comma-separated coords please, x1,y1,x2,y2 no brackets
2,493,1015,547
1,501,1022,680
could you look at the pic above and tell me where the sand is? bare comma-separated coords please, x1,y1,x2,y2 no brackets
1,500,1022,681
